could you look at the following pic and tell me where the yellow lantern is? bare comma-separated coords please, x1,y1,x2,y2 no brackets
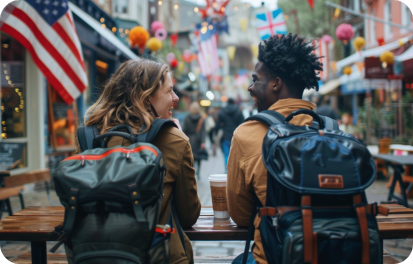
344,66,352,75
353,36,365,52
380,51,394,65
146,37,162,52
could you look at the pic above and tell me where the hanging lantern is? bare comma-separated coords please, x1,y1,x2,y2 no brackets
182,49,193,63
380,51,394,68
344,66,352,75
170,59,178,68
335,24,354,45
154,28,167,41
321,35,333,43
250,44,258,58
146,37,162,52
166,53,176,63
129,26,149,48
353,36,365,51
151,21,164,32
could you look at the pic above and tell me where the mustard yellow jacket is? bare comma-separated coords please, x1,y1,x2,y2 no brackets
227,99,316,264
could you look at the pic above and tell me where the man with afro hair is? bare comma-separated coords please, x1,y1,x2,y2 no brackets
227,33,323,264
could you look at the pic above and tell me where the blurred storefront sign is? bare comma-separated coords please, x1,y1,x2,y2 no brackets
364,57,393,79
341,79,401,94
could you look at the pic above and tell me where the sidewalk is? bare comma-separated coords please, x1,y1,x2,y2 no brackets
2,142,412,262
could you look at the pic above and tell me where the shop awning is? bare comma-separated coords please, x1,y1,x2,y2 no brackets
69,3,138,60
336,37,412,71
396,45,413,61
319,78,341,95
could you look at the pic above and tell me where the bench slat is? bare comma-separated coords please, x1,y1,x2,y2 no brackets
4,169,50,188
12,253,67,264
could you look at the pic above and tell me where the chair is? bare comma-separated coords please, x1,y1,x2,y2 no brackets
3,169,56,207
376,137,391,178
0,171,25,218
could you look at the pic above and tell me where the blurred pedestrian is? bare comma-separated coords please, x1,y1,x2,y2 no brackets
316,96,339,120
215,98,245,171
205,108,217,156
182,102,206,179
339,113,362,140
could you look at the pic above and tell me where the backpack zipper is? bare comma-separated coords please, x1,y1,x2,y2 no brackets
63,145,158,162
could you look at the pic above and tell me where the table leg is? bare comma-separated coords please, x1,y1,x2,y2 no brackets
31,241,47,264
388,165,409,207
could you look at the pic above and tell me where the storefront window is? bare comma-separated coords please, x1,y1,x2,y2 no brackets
0,33,27,170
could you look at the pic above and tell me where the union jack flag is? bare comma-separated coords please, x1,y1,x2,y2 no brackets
0,0,87,105
256,9,287,40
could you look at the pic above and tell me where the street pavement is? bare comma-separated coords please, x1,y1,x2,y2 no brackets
2,139,413,262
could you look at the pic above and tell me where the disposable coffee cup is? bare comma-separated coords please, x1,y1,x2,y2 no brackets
208,174,229,219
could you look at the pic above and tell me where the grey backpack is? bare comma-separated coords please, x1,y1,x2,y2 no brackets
52,120,186,264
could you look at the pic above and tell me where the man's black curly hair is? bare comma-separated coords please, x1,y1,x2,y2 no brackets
258,33,323,92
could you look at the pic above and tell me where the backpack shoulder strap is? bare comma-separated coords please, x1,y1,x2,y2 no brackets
319,115,339,130
244,110,285,126
136,119,178,143
77,124,100,151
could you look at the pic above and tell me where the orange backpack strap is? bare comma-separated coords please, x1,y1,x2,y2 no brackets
302,195,313,263
353,194,370,264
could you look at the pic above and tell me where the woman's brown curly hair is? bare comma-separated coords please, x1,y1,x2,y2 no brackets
85,59,169,134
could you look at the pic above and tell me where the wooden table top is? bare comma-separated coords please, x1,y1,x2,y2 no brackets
372,154,413,165
1,204,413,241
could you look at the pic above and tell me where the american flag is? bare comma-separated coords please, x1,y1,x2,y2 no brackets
197,29,219,77
0,0,87,105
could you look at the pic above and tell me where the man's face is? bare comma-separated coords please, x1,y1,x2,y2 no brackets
248,62,277,112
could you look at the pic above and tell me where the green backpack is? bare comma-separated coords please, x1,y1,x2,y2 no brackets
52,120,186,264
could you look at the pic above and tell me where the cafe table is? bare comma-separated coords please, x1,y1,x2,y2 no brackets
372,154,413,207
2,204,413,263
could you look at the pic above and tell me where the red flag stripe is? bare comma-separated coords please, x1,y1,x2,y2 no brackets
11,8,86,92
1,23,74,104
52,22,86,71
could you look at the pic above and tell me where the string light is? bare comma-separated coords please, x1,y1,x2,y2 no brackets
125,29,129,34
119,28,123,33
1,133,6,139
174,4,178,9
221,7,225,12
100,18,104,23
208,25,213,30
101,24,106,29
213,2,217,8
246,3,251,8
194,7,199,12
201,26,207,34
158,0,162,5
112,27,117,33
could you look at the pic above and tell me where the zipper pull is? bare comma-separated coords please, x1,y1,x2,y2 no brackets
81,156,85,166
272,214,278,229
126,152,130,159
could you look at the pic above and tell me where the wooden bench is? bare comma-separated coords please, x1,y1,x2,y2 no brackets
12,253,67,264
0,171,24,218
4,169,55,206
11,252,401,263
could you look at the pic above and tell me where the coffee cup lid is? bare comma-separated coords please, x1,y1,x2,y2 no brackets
208,174,227,182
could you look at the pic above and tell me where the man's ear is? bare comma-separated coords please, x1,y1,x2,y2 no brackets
272,77,283,92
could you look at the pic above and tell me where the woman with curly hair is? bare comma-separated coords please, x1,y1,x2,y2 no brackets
70,59,201,264
227,33,323,264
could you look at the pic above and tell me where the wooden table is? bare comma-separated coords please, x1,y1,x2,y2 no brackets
372,154,413,207
390,144,413,153
2,205,413,263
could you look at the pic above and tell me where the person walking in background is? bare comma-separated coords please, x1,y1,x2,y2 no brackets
182,102,206,179
315,96,340,120
215,98,244,171
340,113,363,140
205,108,217,156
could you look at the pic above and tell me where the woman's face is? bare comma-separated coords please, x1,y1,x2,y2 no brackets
149,73,179,119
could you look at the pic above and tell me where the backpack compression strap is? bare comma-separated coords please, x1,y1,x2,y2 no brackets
77,113,100,151
319,116,339,130
244,110,285,126
136,119,178,143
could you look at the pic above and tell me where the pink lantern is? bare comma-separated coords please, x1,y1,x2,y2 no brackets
335,24,354,44
166,53,175,63
151,21,164,32
321,35,332,43
155,28,167,41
